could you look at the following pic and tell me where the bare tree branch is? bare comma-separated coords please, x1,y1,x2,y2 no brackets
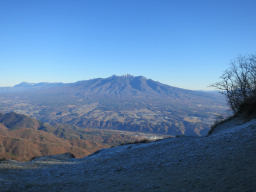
212,54,256,113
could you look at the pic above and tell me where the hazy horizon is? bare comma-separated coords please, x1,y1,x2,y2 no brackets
1,0,255,90
0,74,221,91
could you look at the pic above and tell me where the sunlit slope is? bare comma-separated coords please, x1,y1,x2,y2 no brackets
0,112,153,161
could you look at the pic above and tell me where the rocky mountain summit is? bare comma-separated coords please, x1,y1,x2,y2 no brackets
1,115,255,192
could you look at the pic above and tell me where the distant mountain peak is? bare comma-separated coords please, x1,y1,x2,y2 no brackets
14,82,64,88
14,82,35,87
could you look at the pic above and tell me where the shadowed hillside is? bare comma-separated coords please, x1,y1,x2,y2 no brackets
0,112,165,161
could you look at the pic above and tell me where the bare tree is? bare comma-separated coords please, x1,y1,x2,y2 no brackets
212,54,256,113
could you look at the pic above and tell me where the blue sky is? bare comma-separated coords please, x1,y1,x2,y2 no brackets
0,0,256,90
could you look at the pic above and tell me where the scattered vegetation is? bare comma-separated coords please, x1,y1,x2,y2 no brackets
0,112,165,161
0,158,7,162
118,139,152,146
209,54,256,135
212,54,256,115
207,115,234,136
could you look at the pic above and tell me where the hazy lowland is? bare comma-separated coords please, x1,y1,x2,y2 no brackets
0,75,228,137
1,62,256,192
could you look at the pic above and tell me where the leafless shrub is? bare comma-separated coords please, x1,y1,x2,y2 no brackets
212,54,256,114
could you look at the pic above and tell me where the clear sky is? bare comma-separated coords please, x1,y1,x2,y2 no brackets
0,0,256,90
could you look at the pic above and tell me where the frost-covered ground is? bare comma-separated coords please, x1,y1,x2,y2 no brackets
1,117,256,192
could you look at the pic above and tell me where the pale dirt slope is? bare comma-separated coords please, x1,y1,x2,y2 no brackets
0,117,256,192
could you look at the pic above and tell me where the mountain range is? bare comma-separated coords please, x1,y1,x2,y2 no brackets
0,75,228,136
